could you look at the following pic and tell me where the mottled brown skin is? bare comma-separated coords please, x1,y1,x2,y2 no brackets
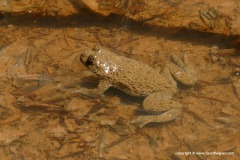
79,45,197,127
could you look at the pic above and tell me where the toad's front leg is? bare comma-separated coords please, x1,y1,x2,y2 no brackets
74,79,112,97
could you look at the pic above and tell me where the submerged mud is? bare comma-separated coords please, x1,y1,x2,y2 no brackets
0,1,239,159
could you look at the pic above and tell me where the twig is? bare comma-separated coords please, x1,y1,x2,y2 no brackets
104,136,130,150
22,101,61,108
98,130,105,158
0,113,21,125
63,29,74,48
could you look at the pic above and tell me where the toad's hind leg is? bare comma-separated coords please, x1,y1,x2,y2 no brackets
130,92,182,128
169,54,197,86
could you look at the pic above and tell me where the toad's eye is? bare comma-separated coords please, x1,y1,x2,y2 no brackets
86,55,94,66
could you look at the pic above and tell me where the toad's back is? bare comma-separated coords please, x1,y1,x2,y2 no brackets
89,48,174,97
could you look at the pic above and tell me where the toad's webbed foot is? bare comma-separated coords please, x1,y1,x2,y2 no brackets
168,54,197,86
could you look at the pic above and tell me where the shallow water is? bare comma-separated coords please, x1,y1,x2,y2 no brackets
0,1,240,160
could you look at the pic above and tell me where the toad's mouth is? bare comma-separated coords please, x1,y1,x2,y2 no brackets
80,53,87,64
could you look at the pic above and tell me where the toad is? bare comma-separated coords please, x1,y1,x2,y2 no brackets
78,45,197,127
